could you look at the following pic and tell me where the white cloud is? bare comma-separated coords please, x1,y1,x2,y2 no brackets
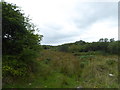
81,18,118,42
5,0,118,45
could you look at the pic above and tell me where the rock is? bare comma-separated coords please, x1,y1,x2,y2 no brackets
109,74,114,77
29,83,32,85
77,86,83,89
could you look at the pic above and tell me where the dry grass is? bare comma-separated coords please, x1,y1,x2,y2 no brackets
4,50,118,88
36,50,118,88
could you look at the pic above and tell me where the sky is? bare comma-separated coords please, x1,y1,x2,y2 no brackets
5,0,118,46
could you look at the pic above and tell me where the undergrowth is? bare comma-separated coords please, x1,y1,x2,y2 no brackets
3,50,118,88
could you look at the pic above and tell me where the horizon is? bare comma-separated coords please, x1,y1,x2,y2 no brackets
5,0,118,46
41,38,118,46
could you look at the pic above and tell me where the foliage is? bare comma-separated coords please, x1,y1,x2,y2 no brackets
2,2,42,55
59,45,69,52
3,56,28,77
107,41,119,54
54,38,119,55
2,1,42,84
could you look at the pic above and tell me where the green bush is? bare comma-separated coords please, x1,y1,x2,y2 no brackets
3,56,28,77
106,59,116,65
107,41,119,54
19,48,38,63
59,45,68,52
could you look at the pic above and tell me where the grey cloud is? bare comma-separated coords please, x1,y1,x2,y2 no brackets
42,36,78,45
40,23,82,45
45,24,63,30
42,32,80,45
41,2,118,45
73,2,117,28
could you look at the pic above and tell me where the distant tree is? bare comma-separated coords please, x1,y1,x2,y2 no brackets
104,38,108,42
99,38,104,42
75,40,86,45
110,38,115,42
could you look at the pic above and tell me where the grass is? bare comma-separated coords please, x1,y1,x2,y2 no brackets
3,50,118,88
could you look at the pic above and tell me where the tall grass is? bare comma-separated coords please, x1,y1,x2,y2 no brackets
3,50,118,88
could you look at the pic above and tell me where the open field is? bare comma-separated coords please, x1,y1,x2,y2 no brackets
3,50,118,88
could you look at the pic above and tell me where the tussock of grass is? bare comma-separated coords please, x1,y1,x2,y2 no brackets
80,55,118,88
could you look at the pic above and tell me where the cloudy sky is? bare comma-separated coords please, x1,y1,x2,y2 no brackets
5,0,118,46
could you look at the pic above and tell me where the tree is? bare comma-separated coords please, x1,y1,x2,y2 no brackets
104,38,108,42
2,2,42,55
75,40,86,45
2,2,43,82
110,38,115,42
99,38,104,42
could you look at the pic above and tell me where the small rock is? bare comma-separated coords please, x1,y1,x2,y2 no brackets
77,86,83,88
109,74,114,77
29,83,32,85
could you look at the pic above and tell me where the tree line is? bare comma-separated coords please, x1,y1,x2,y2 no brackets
56,38,120,55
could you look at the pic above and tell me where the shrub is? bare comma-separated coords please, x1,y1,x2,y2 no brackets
2,55,29,84
106,59,116,65
107,41,119,54
59,45,68,52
